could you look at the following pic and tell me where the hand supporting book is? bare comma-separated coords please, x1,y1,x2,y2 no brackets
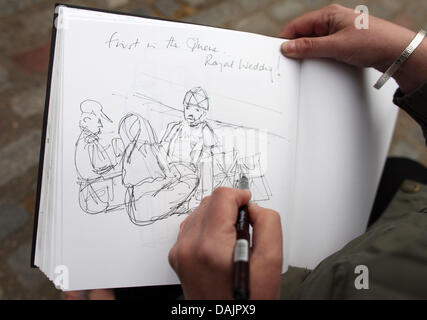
279,4,427,94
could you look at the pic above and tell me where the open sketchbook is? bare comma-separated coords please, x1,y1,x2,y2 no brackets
32,5,399,290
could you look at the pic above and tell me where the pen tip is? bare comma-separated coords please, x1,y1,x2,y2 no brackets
238,174,249,190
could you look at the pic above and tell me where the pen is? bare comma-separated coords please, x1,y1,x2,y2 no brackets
233,174,250,300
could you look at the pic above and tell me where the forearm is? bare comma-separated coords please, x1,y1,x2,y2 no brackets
393,37,427,94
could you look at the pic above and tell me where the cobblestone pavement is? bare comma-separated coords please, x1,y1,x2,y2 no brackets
0,0,425,299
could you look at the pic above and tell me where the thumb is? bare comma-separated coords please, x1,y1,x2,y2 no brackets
281,36,337,59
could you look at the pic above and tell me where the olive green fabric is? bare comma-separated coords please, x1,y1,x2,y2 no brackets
287,181,427,299
279,267,311,299
280,82,427,300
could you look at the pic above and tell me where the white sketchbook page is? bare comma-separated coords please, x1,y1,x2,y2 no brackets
290,60,398,269
59,8,300,290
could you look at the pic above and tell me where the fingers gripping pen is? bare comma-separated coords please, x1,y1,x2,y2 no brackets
233,175,250,300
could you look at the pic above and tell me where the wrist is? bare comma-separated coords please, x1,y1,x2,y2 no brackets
393,33,427,94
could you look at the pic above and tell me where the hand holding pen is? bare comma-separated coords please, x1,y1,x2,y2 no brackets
169,186,283,300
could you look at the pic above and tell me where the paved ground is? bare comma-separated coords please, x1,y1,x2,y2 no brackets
0,0,425,299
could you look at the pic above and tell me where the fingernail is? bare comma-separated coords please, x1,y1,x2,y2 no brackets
281,41,296,56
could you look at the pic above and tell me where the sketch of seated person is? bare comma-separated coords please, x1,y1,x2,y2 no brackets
161,87,217,200
75,99,120,214
119,113,198,226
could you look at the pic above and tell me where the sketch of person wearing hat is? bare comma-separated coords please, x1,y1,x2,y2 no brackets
75,99,117,214
161,87,217,200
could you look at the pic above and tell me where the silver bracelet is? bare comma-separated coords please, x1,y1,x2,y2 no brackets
374,29,426,90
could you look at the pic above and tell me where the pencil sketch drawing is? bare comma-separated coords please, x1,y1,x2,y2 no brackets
119,113,198,225
75,99,118,214
75,87,272,226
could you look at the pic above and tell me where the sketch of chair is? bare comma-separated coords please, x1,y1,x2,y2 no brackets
237,153,272,201
211,150,272,201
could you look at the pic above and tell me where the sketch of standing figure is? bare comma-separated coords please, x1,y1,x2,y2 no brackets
119,113,198,226
161,87,217,200
75,99,118,214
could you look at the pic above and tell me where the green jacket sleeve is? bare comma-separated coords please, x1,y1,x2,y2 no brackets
393,82,427,145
